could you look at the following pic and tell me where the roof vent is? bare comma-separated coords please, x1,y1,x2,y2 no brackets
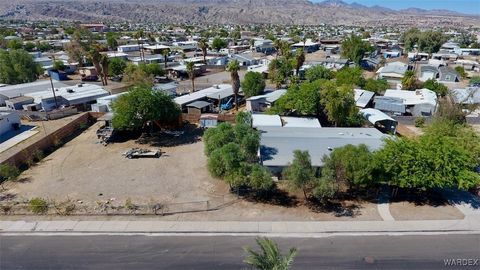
67,88,74,93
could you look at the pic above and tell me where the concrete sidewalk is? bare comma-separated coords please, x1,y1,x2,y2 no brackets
1,216,480,235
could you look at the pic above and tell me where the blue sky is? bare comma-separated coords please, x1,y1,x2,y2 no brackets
313,0,480,15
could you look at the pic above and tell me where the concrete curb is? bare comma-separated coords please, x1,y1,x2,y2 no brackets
1,218,480,235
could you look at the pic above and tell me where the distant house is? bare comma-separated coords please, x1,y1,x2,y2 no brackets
383,50,401,59
5,96,35,110
291,39,320,53
245,90,287,112
117,44,141,53
143,44,170,54
28,83,109,111
354,89,375,108
80,24,107,33
172,41,198,52
419,65,439,81
307,58,350,71
360,57,381,71
451,87,480,105
0,111,21,136
375,89,438,117
376,61,409,84
231,53,258,67
254,39,275,54
438,66,460,83
360,108,398,134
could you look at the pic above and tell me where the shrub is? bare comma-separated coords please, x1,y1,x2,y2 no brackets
415,117,426,128
0,164,20,183
29,197,48,214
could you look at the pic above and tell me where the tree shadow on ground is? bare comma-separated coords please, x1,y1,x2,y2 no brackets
238,187,299,208
438,188,480,209
306,198,362,218
0,193,16,201
135,124,204,147
390,188,449,207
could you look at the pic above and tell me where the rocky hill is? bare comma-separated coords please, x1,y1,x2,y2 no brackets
0,0,478,26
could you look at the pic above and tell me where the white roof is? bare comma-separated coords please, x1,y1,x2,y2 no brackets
252,114,282,128
29,84,109,104
0,80,69,99
377,61,408,75
354,89,375,108
174,84,232,106
246,89,287,103
360,108,396,124
144,44,170,50
247,64,269,73
383,89,437,106
281,117,321,128
292,39,319,47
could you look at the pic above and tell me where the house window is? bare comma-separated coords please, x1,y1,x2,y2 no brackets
445,75,451,81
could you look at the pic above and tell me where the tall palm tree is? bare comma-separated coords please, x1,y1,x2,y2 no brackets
198,38,209,64
186,61,195,93
161,48,170,70
134,30,145,63
244,237,297,270
87,45,105,85
295,48,305,77
100,54,109,86
227,59,240,111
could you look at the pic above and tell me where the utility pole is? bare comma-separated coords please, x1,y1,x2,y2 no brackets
49,75,59,110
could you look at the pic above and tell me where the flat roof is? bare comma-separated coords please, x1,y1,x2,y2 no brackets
0,80,69,99
29,84,109,104
174,84,232,106
260,127,389,167
354,89,375,108
384,89,437,106
186,100,212,109
281,117,321,128
360,108,396,125
247,89,287,103
252,114,282,128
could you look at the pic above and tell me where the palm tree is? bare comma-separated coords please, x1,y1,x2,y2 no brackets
244,237,297,270
161,49,170,70
134,30,145,63
227,59,240,111
186,61,195,93
87,45,105,85
100,54,109,86
295,48,305,77
198,38,209,64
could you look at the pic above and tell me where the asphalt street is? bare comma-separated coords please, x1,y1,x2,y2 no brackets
1,234,479,269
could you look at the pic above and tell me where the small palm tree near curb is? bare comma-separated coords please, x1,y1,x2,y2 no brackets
244,237,298,270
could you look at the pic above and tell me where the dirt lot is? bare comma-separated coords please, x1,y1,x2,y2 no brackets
2,122,383,221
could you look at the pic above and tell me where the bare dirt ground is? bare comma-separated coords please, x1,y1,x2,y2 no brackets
176,70,248,94
389,202,464,220
1,122,382,221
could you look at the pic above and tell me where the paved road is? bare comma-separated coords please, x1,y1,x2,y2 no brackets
1,234,479,269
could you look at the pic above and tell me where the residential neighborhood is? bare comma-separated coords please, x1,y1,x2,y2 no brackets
0,0,480,269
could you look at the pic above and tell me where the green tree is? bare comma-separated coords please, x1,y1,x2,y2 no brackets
7,39,22,50
244,237,297,270
207,142,245,184
335,67,365,87
321,144,374,191
375,134,480,190
455,66,467,79
212,37,227,51
270,80,322,116
423,79,448,96
23,42,36,52
241,71,265,98
108,57,127,76
283,150,316,200
186,61,195,93
198,38,209,64
106,32,118,50
320,82,360,127
364,78,388,94
0,164,20,183
294,48,305,76
0,49,42,84
52,60,66,71
341,34,372,65
144,63,164,77
227,59,241,111
111,86,180,131
124,63,152,86
305,65,334,82
268,57,293,89
418,30,448,54
401,28,421,52
470,76,480,85
203,123,236,156
313,179,337,204
401,70,419,90
249,164,274,193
